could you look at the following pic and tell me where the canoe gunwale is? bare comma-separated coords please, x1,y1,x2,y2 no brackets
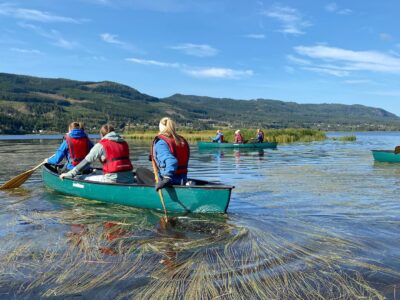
371,150,397,153
43,164,234,191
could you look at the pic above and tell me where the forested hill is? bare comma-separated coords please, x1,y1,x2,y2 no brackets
0,72,399,134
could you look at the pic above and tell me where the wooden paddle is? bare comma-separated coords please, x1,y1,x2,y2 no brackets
150,148,170,227
395,146,400,154
0,161,46,190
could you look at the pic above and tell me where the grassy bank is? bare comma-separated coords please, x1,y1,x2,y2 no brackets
124,128,326,143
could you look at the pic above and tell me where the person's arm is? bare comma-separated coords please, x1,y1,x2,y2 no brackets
60,143,104,178
155,140,178,177
47,140,68,164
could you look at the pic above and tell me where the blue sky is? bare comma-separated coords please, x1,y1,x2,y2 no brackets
1,0,400,115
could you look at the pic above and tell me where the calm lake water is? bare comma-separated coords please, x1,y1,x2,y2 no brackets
0,132,400,299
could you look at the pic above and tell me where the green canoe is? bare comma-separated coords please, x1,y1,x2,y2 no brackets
42,165,233,213
197,141,278,149
372,150,400,163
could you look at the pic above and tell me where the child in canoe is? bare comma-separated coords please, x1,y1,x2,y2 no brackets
45,122,93,173
60,124,134,183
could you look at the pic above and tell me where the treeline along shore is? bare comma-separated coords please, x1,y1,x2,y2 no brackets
1,73,400,134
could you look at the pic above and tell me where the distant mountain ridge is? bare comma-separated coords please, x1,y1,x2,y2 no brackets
0,72,399,134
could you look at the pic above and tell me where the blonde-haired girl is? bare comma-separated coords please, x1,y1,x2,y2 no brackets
152,117,190,191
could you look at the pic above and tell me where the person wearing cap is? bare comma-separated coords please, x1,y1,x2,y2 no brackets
212,129,224,143
152,117,190,191
234,130,244,144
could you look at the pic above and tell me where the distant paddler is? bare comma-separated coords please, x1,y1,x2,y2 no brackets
152,117,190,191
44,122,93,173
212,129,224,143
234,130,244,144
60,124,134,183
256,128,264,143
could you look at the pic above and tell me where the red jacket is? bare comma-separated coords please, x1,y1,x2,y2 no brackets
99,139,133,174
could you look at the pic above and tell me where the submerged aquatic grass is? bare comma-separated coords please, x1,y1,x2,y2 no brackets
0,196,395,299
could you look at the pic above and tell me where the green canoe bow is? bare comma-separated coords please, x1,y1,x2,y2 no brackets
42,165,233,213
197,141,278,149
371,150,400,163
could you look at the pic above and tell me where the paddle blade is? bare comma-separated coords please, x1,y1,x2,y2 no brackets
0,168,36,190
395,146,400,154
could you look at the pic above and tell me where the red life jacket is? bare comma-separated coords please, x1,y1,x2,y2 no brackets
65,135,91,166
235,133,243,144
220,134,224,143
99,139,133,174
156,135,190,175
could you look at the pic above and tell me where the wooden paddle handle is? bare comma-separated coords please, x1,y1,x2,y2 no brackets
31,161,46,171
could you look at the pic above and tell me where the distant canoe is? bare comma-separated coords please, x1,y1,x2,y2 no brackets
371,150,400,163
197,141,278,149
42,164,233,213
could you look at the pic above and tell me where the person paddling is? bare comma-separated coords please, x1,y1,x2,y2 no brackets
60,124,134,183
256,128,264,143
212,130,224,143
152,117,190,191
45,122,93,173
234,130,244,144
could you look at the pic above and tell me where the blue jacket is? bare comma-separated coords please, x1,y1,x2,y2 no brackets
48,129,93,170
212,133,224,143
154,139,187,185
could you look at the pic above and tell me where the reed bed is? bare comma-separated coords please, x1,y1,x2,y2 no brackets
331,135,357,141
0,198,395,299
124,128,327,144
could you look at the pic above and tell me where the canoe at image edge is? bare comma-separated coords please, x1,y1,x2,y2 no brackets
371,150,400,163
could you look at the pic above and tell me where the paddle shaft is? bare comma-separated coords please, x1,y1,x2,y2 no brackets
150,151,169,222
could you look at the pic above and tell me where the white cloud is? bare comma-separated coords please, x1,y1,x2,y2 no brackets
183,67,253,79
303,67,349,77
100,33,142,53
263,5,311,35
244,34,265,39
126,57,253,79
325,2,338,12
100,33,125,45
169,43,218,57
337,8,352,15
19,23,78,49
344,79,372,84
325,2,352,15
0,3,82,23
293,45,400,75
126,58,179,68
10,47,42,54
286,54,311,65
